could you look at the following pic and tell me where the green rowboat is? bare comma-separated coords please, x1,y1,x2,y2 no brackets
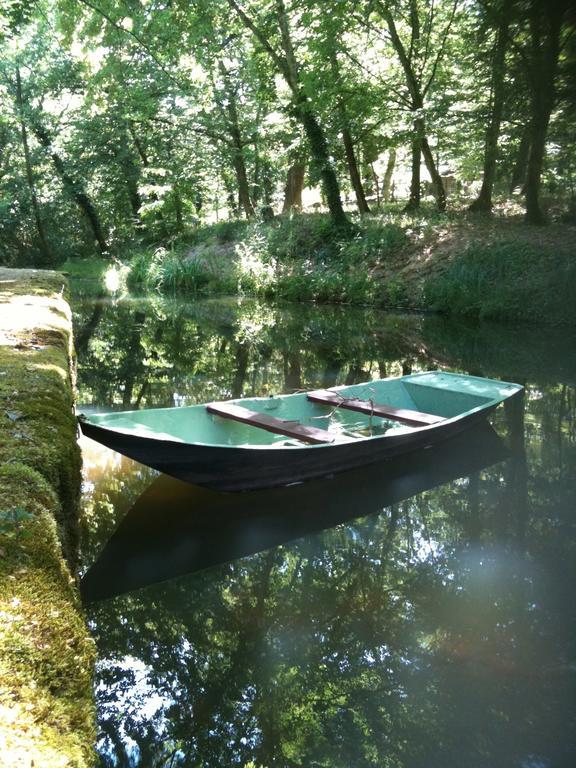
78,371,522,491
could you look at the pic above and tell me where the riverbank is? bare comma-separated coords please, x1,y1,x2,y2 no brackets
0,269,95,765
108,210,576,326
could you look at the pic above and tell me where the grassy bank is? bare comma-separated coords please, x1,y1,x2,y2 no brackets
424,240,576,324
67,210,576,326
0,269,95,766
127,213,413,308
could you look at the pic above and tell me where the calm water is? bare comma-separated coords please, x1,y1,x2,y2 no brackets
72,284,576,768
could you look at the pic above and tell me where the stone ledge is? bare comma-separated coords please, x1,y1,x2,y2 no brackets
0,268,96,767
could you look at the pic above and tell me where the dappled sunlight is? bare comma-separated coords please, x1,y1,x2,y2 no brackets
103,265,129,295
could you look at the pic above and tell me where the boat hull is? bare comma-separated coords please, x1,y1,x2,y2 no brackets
79,404,497,491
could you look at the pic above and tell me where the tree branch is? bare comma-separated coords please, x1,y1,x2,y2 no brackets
225,0,290,82
422,0,459,98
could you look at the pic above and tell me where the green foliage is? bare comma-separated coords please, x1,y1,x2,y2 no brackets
264,214,346,261
127,214,410,306
0,0,573,267
343,221,409,263
424,241,576,325
190,219,250,245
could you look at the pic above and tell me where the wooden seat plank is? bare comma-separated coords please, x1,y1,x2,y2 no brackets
306,389,444,427
207,402,334,445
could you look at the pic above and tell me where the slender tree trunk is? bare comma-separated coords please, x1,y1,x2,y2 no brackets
469,0,512,213
275,0,350,224
32,123,109,255
282,162,306,213
126,176,142,221
217,61,255,218
509,127,531,193
342,126,370,214
524,2,564,224
117,129,142,222
327,42,370,214
379,2,452,212
173,183,184,231
382,148,396,203
14,69,52,264
404,132,422,211
421,135,447,211
370,163,381,207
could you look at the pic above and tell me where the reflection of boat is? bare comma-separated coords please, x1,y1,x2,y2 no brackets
78,371,522,491
81,422,509,602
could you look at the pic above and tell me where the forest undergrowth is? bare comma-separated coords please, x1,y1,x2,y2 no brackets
105,208,576,326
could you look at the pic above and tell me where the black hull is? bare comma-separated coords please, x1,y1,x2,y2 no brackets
79,406,496,491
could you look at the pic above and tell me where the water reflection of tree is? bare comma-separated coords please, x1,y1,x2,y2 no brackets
74,295,440,409
72,293,576,766
89,427,576,766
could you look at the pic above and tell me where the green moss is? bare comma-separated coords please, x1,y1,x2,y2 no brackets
0,464,96,766
0,268,95,766
0,329,81,565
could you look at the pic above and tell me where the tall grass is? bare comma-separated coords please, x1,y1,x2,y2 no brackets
424,241,576,325
127,214,410,305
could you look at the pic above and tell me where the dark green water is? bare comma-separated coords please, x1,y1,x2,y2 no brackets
72,285,576,768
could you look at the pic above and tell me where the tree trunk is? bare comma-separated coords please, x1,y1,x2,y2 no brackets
218,61,255,218
117,130,142,222
32,123,109,255
379,3,451,212
232,152,255,218
509,127,531,193
524,3,564,225
342,126,370,214
370,163,381,207
421,135,447,211
382,148,396,203
404,133,421,211
469,0,512,213
327,41,370,214
282,163,306,213
173,183,184,231
15,69,52,264
227,0,349,227
297,103,349,227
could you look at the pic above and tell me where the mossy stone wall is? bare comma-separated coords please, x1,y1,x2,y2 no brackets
0,268,96,766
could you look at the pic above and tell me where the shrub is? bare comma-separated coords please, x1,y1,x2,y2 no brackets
127,213,412,308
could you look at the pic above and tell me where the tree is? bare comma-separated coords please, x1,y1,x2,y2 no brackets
469,0,514,213
14,66,52,263
226,0,350,228
371,0,461,212
523,0,571,224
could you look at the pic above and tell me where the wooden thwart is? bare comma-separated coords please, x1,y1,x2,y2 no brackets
306,389,444,427
207,401,334,445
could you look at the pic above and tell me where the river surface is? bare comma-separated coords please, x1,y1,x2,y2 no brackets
71,281,576,767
